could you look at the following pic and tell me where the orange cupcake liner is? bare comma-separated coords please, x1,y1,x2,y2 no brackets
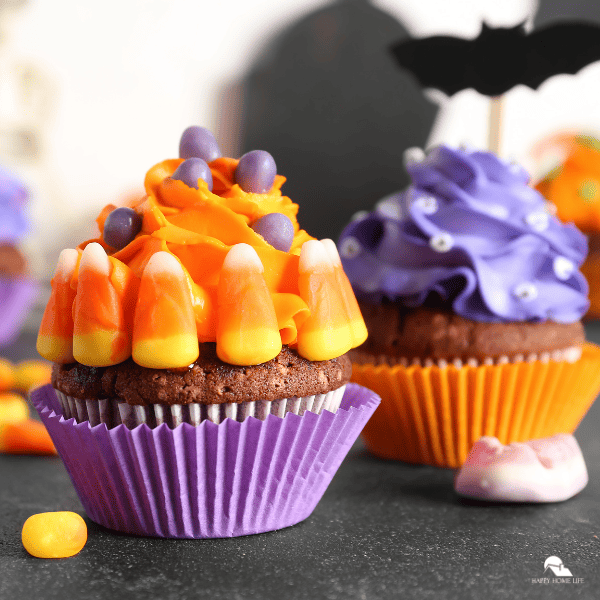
352,343,600,468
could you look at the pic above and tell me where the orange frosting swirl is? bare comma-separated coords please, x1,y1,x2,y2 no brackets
37,156,367,368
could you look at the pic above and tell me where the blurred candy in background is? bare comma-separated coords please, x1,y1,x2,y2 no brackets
534,132,600,319
0,357,54,455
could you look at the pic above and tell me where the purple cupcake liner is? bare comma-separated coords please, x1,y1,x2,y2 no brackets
31,383,380,538
54,385,347,428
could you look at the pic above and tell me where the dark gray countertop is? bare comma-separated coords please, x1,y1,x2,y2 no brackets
1,329,599,600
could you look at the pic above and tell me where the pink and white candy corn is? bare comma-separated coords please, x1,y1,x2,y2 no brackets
454,434,588,503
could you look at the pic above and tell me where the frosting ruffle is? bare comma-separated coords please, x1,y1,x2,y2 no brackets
339,145,589,323
38,156,367,367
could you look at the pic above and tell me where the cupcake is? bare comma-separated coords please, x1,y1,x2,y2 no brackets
534,133,600,319
0,165,38,346
32,126,378,538
339,144,600,468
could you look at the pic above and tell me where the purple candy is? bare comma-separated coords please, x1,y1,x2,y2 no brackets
172,157,213,192
338,145,589,323
103,207,142,250
251,213,295,252
179,126,221,162
235,150,277,194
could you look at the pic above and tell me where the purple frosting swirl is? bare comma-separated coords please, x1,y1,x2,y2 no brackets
339,145,588,323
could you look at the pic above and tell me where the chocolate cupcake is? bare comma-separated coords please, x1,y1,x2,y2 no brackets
52,344,351,428
339,145,600,468
0,165,38,346
32,126,379,538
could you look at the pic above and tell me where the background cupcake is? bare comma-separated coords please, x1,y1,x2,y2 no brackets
32,126,378,538
0,165,38,346
339,144,600,468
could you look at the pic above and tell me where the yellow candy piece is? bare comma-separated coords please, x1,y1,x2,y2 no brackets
73,243,132,367
0,393,29,424
13,360,52,392
297,240,353,361
320,239,368,347
0,358,15,392
132,252,199,368
22,512,87,559
217,244,282,366
36,248,79,364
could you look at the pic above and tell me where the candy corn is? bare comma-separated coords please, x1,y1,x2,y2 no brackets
320,239,368,347
0,358,14,391
0,420,57,455
217,243,281,365
297,240,353,361
132,251,199,368
72,243,131,367
22,512,87,558
13,360,52,392
0,393,29,424
37,249,79,363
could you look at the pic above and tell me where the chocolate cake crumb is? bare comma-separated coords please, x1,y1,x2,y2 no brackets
53,344,351,405
357,301,584,362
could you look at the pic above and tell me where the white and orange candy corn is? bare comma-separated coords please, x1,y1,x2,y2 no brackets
72,243,131,367
297,240,353,361
132,251,199,368
217,243,281,365
37,249,79,363
320,238,368,347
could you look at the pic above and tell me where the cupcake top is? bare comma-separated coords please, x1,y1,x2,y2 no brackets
339,145,589,324
37,127,367,368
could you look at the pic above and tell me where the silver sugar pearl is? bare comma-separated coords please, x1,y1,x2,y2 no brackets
513,282,538,302
339,236,362,259
524,211,550,232
553,256,575,281
412,194,438,215
350,210,369,222
429,232,454,253
403,147,426,167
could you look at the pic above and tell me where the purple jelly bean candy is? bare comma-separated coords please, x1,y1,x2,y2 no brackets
172,158,213,191
179,126,221,162
235,150,277,194
251,213,295,252
103,207,142,250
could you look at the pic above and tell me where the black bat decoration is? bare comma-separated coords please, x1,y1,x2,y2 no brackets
390,21,600,97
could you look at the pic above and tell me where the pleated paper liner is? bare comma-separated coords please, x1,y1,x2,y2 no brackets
31,383,380,539
351,343,600,469
55,385,347,429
